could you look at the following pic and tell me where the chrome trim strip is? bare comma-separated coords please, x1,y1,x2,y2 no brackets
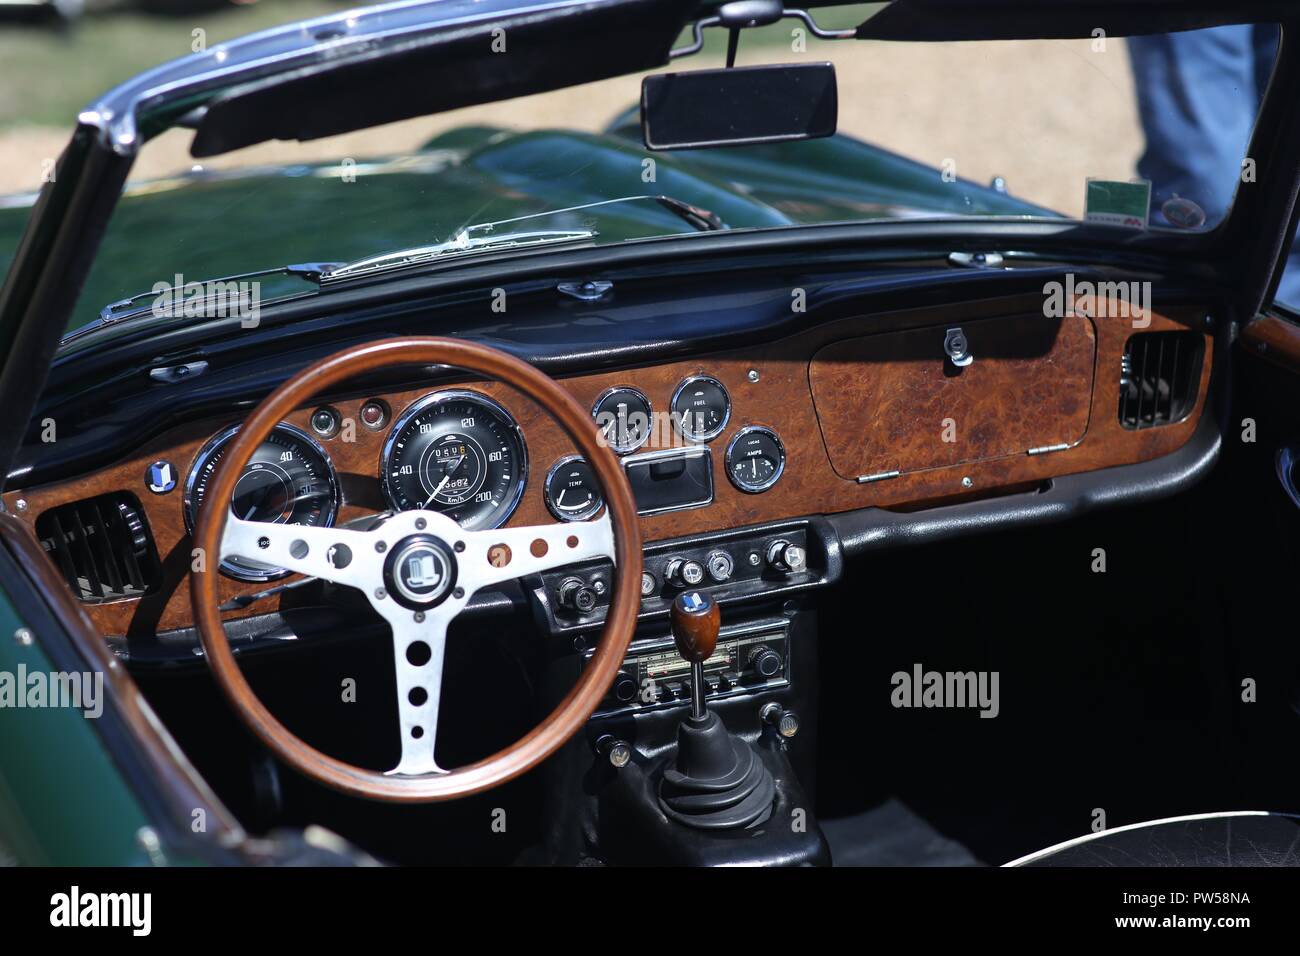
80,0,624,154
856,470,900,484
1001,811,1282,868
1027,442,1070,456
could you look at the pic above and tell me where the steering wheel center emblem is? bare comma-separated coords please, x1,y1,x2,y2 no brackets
385,535,457,609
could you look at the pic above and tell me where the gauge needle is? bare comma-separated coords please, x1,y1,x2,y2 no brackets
423,473,451,509
422,454,469,508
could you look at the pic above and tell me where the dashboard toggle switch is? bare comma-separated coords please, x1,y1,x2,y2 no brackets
761,703,800,739
765,540,807,574
665,557,706,588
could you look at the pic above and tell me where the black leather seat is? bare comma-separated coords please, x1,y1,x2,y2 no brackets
1006,812,1300,867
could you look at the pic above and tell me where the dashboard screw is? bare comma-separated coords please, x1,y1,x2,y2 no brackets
413,611,425,623
453,587,464,599
13,628,33,646
454,541,465,552
375,541,387,553
374,588,387,600
747,369,760,383
15,499,27,513
415,517,427,530
962,476,973,488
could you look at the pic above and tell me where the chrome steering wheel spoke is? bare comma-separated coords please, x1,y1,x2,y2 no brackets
221,507,614,780
459,511,615,593
381,604,462,776
220,515,376,589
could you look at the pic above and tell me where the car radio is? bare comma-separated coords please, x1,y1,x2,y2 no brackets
592,617,790,717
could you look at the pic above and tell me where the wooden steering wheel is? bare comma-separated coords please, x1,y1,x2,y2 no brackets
190,338,642,802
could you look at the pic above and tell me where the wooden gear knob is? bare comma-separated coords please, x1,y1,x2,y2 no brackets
670,590,720,663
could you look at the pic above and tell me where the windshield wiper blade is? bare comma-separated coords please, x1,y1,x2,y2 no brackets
71,196,725,345
321,228,596,282
649,195,726,232
63,262,338,347
322,195,725,283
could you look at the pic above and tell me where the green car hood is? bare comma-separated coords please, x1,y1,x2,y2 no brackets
0,120,1055,339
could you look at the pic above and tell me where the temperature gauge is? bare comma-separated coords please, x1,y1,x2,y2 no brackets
725,426,785,493
544,456,605,521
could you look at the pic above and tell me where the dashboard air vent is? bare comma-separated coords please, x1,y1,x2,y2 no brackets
1118,331,1203,430
35,493,161,603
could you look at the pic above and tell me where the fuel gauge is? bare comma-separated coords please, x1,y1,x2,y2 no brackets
544,456,605,521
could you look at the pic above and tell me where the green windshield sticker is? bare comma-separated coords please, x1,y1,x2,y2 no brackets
1084,179,1151,229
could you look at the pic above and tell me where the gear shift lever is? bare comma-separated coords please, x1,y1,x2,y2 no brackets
658,591,775,829
671,589,719,721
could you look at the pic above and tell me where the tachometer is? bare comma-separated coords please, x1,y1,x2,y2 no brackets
380,390,527,530
184,423,339,581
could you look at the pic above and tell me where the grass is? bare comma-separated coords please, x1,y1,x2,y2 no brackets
0,0,353,127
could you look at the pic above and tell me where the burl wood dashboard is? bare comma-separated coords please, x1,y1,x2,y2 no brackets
2,297,1212,637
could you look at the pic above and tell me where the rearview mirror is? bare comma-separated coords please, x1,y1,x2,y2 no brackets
641,61,838,151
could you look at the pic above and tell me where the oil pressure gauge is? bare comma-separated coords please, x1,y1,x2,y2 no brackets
591,386,652,454
725,426,785,493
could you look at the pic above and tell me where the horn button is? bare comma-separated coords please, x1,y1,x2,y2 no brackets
384,535,458,610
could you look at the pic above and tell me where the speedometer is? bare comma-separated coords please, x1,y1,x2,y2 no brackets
380,390,527,530
184,422,339,581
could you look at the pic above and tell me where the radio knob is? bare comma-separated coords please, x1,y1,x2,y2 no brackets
612,670,638,703
665,558,706,588
749,645,783,678
765,540,807,574
558,576,597,614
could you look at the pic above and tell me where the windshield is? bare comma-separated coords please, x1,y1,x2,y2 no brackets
0,5,1275,343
